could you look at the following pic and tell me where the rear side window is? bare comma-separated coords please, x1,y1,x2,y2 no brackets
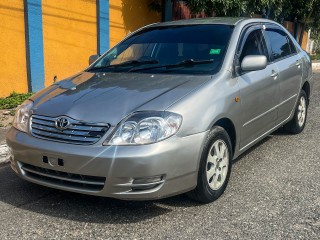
287,37,297,54
265,29,295,61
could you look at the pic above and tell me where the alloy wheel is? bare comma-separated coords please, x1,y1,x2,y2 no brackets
206,140,229,190
297,96,307,127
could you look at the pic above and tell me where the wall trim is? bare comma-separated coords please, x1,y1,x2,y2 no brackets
24,0,45,92
97,0,110,55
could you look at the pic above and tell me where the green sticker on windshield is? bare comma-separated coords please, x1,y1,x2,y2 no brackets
209,49,221,54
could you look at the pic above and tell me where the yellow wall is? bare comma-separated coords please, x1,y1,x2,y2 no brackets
109,0,161,47
0,0,161,98
0,0,28,98
42,0,97,87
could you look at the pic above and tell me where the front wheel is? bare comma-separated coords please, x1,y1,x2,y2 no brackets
284,90,308,134
187,126,232,203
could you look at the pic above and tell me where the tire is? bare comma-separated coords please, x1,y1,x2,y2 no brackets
283,90,308,134
187,126,233,203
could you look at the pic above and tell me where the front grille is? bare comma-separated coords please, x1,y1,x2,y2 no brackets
20,163,106,191
30,115,110,145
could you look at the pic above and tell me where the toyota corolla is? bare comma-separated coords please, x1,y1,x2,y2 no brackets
6,18,312,203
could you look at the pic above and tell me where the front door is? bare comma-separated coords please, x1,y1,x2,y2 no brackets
237,28,279,150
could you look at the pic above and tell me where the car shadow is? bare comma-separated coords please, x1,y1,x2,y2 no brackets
0,164,203,224
0,129,290,224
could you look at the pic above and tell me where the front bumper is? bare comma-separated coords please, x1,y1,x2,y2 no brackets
6,127,206,200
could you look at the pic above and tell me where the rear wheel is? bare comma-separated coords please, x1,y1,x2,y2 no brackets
284,90,308,134
187,126,232,203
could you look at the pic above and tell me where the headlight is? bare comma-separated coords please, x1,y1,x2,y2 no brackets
13,100,33,133
104,111,182,145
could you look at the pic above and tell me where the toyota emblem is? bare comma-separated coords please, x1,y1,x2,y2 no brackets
55,117,69,130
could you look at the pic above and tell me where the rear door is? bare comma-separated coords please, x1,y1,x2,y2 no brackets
237,27,279,150
264,26,303,125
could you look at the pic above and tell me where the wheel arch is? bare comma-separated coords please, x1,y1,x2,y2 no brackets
213,118,237,155
302,81,310,104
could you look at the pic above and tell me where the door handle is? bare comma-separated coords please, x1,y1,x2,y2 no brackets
271,70,278,78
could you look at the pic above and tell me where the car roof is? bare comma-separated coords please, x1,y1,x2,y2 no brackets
150,17,277,28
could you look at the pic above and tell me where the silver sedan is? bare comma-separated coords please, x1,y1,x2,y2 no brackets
7,17,312,203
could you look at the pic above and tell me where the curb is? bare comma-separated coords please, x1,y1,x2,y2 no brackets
312,62,320,70
0,144,9,164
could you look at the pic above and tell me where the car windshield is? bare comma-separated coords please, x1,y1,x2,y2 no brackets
89,24,234,74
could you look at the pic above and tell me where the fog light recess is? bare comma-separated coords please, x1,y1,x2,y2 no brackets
131,175,165,191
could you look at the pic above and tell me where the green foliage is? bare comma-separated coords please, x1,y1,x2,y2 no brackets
148,0,320,39
184,0,208,15
0,92,33,110
185,0,263,17
311,52,320,61
184,0,320,24
184,0,320,44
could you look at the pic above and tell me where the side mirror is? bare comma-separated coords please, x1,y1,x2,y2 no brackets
241,55,267,72
89,54,99,65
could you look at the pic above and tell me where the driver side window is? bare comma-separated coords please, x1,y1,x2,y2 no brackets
240,29,268,63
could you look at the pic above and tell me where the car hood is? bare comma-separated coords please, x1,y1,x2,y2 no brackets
31,72,211,125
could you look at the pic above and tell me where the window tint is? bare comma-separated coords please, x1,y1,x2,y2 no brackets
91,25,234,74
240,29,268,62
265,29,293,60
287,36,297,54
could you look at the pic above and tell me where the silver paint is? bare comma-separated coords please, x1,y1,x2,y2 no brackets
6,18,313,200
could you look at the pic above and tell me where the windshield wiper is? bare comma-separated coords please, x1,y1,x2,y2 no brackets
129,59,214,72
87,59,159,72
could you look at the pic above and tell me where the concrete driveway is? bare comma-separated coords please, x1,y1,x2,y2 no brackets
0,73,319,239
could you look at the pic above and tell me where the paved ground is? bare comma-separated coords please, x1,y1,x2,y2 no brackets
0,73,319,239
0,127,7,143
0,127,9,164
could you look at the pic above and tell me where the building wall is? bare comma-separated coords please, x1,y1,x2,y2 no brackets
283,21,308,50
42,0,97,87
172,0,205,20
3,1,309,98
0,0,160,98
109,0,161,47
0,0,28,98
